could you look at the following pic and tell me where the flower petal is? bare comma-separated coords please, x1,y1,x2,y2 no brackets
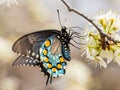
96,57,107,68
100,49,113,64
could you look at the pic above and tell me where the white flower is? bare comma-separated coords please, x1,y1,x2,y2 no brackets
0,0,17,7
82,11,120,68
100,49,113,64
85,55,107,68
111,33,120,41
114,50,120,65
94,11,120,35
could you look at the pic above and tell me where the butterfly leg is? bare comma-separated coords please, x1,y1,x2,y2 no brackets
46,75,50,85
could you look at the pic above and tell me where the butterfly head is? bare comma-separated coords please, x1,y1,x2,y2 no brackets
61,26,66,31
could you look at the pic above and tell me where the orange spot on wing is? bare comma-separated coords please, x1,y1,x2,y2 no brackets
44,57,49,62
52,67,57,73
43,49,48,55
45,40,51,47
47,63,52,68
59,57,64,62
57,64,62,69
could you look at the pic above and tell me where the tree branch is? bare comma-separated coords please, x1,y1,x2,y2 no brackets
61,0,120,45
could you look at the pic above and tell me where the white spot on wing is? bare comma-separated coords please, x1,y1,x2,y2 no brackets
58,74,64,77
16,65,19,67
18,53,21,56
29,60,32,63
40,48,43,53
26,55,30,58
19,64,22,66
28,50,31,54
32,52,35,56
30,57,34,59
63,66,66,69
57,36,60,39
25,59,28,63
31,65,34,67
27,64,30,66
36,54,39,58
22,54,25,56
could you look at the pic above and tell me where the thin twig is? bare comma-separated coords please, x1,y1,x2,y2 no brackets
61,0,120,44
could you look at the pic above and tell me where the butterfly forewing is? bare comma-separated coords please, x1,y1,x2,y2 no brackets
12,30,60,59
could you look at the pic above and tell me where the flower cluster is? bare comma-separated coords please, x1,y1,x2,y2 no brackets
0,0,17,7
82,11,120,68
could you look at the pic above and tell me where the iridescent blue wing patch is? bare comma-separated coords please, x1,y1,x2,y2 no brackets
39,35,67,85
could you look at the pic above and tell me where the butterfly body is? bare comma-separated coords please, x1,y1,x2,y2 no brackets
12,26,79,85
58,26,71,61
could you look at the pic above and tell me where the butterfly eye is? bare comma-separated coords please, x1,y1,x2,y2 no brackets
62,26,66,31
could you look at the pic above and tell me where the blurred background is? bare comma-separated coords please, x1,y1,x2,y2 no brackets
1,0,120,90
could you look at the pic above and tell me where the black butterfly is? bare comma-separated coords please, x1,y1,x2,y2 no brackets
12,26,81,85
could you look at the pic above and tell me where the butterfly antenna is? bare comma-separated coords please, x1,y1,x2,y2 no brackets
57,9,62,27
62,18,67,25
71,39,86,45
57,9,67,28
68,26,85,31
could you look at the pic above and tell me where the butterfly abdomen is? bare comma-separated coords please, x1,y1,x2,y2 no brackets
62,45,71,61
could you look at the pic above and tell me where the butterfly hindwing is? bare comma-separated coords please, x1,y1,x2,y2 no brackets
39,35,67,85
12,55,40,67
